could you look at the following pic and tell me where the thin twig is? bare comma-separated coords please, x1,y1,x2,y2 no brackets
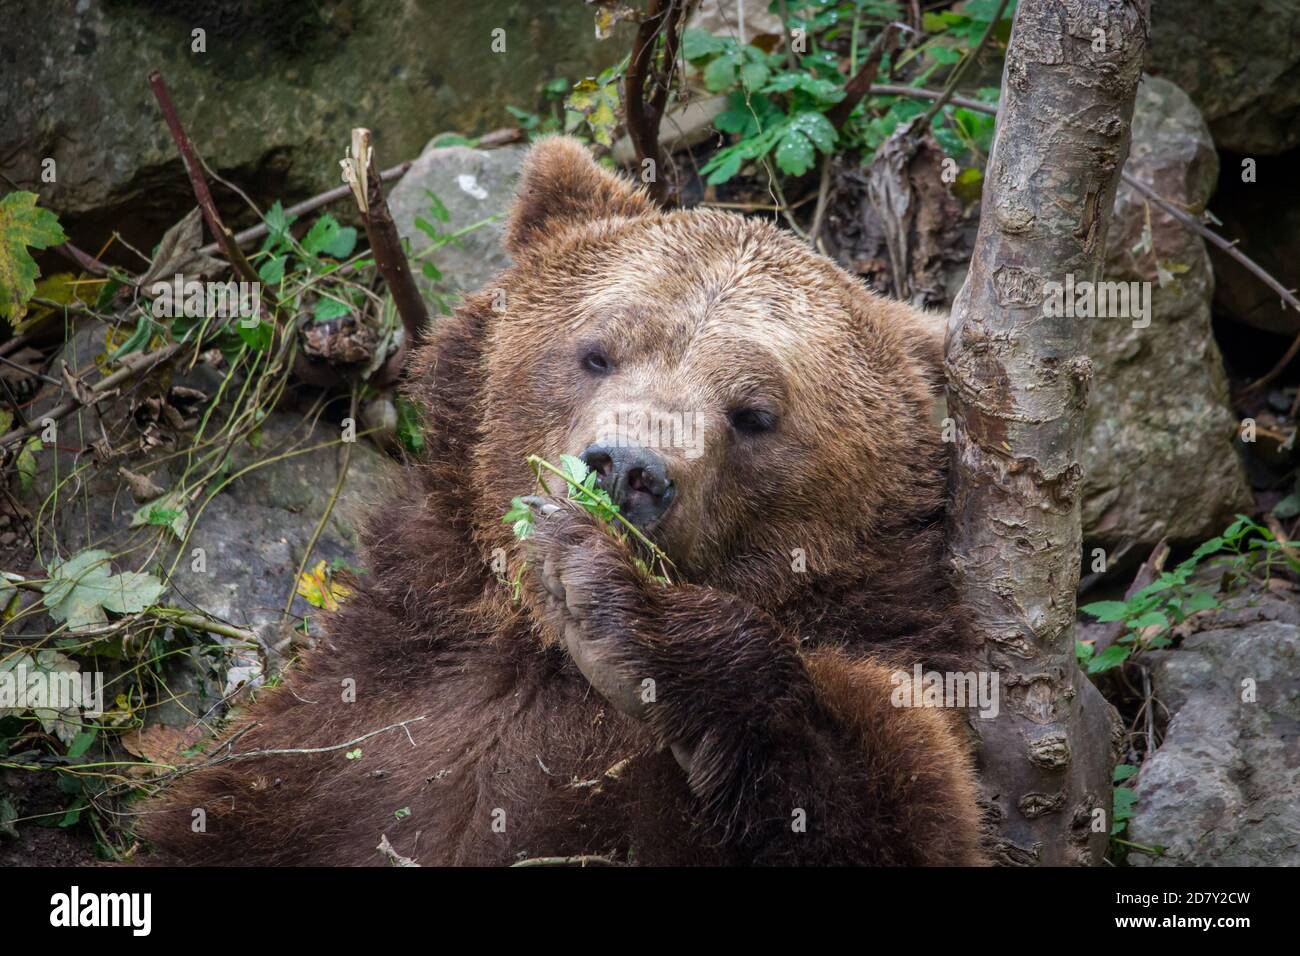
807,155,834,250
197,716,426,769
148,71,273,309
4,575,257,642
826,24,900,130
0,342,183,451
510,854,619,867
0,352,59,387
282,388,358,617
1123,176,1300,391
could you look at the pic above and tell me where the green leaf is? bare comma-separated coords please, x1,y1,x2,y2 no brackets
257,255,286,285
56,795,89,828
424,189,451,223
558,453,592,492
1079,600,1131,623
260,201,297,253
682,28,728,60
302,214,357,259
0,192,68,328
66,729,97,759
1190,535,1226,560
42,549,165,632
313,297,352,322
929,45,963,65
1128,611,1169,632
504,496,535,540
1182,590,1219,614
16,436,40,494
0,649,84,744
1086,644,1130,674
1113,763,1138,783
1113,786,1138,823
413,216,443,242
774,130,817,176
703,54,740,92
395,397,425,455
787,111,837,153
130,490,190,540
739,60,770,91
237,319,273,353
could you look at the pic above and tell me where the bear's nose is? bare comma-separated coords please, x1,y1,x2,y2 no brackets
580,443,675,530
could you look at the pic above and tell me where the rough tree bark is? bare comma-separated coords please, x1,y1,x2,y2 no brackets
944,0,1148,865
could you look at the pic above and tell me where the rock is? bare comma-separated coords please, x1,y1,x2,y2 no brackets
688,0,784,44
1082,76,1252,549
1128,601,1300,866
23,324,393,698
0,1,622,238
386,144,526,308
1148,0,1300,154
611,95,729,167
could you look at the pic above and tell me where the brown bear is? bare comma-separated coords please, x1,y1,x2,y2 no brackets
139,137,984,866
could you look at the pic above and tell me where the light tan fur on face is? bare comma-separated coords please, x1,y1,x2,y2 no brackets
475,138,948,604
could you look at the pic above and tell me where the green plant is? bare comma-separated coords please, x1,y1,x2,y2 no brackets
1078,515,1299,674
685,0,1011,185
502,454,675,600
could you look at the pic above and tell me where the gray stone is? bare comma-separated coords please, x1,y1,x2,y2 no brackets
24,324,393,696
1083,76,1252,548
387,144,526,309
1128,606,1300,866
0,1,621,228
1148,0,1300,155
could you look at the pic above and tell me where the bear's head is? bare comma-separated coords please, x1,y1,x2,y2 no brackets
411,138,949,609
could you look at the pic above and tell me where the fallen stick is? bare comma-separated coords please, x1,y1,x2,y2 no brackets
0,341,182,451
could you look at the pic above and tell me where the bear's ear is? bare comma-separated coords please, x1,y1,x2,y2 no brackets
505,136,654,255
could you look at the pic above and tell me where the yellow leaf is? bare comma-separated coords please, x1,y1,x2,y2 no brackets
296,559,351,611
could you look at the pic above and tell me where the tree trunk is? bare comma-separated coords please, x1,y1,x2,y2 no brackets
944,0,1148,865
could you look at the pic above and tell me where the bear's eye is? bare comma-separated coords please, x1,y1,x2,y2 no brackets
728,407,777,436
582,350,613,375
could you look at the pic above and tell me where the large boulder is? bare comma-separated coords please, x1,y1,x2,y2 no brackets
1127,593,1300,866
23,324,393,697
0,1,619,240
1147,0,1300,155
386,143,526,307
1082,76,1252,549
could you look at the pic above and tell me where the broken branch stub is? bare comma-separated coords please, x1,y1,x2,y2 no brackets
943,0,1148,865
343,128,428,385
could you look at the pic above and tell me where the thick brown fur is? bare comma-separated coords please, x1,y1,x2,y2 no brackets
139,137,984,866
